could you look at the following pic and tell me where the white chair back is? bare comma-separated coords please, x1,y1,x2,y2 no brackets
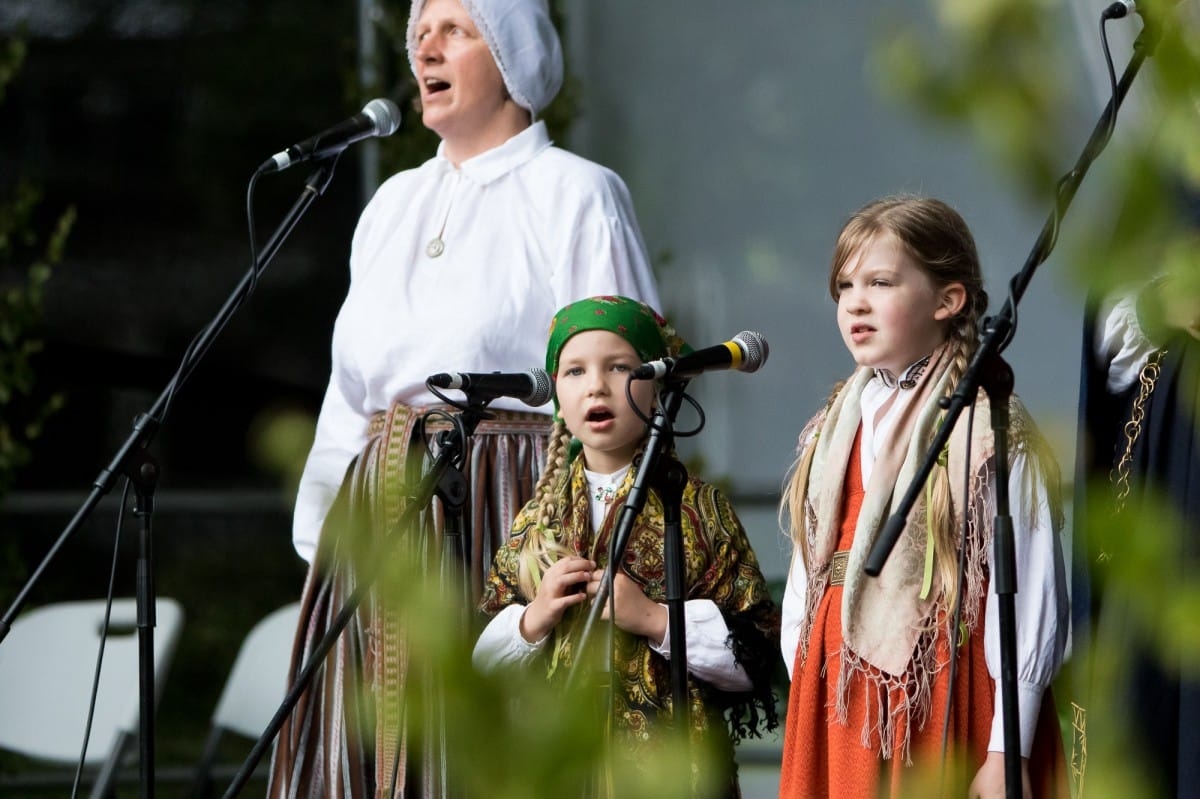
0,597,184,764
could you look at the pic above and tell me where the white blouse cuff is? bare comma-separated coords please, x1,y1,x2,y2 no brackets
987,680,1044,758
472,604,546,673
647,599,752,692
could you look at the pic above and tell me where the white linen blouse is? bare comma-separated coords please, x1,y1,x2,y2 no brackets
292,122,660,561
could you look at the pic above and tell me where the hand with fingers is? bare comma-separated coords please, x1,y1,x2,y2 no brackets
968,752,1033,799
588,569,668,647
519,555,595,643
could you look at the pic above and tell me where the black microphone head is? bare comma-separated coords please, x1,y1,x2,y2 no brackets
427,372,456,390
362,98,402,137
524,368,553,407
733,331,769,373
630,360,668,380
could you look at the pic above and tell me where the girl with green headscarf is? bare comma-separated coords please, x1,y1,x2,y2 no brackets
474,295,779,797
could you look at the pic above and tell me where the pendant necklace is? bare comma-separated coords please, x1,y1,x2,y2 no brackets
426,173,459,259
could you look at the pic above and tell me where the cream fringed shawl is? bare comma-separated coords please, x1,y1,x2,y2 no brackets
793,347,1057,760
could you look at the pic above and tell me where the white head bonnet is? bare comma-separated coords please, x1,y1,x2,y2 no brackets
407,0,564,116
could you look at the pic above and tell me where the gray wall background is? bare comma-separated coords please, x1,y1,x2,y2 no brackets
557,0,1143,580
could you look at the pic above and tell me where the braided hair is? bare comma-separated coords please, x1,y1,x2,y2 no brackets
515,418,577,599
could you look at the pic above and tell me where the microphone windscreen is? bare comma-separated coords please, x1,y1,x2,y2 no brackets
526,368,554,406
734,331,769,372
363,98,402,136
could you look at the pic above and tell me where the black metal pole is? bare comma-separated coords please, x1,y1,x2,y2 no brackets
131,445,159,799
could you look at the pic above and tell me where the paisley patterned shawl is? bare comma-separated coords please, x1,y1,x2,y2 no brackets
479,455,780,750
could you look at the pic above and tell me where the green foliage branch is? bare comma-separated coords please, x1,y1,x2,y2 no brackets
0,36,75,593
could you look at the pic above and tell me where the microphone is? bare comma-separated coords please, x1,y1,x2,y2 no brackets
1104,0,1182,20
256,98,402,174
631,331,769,380
427,368,553,406
1102,1,1135,18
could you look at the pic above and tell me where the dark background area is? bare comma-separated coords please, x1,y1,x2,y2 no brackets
3,2,364,492
0,2,419,791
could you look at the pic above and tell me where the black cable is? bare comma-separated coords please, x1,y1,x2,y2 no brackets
158,169,268,422
246,169,262,300
425,380,484,415
419,408,470,470
996,1,1130,356
625,378,706,438
1100,7,1126,143
70,478,131,799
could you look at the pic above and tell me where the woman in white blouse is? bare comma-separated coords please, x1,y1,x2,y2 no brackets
269,1,658,796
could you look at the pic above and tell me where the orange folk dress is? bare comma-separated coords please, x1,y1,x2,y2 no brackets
778,429,1067,798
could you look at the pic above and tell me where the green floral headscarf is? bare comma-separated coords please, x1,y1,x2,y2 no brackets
545,294,690,462
546,295,689,397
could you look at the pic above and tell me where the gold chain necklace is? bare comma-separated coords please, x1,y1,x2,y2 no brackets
1110,349,1166,515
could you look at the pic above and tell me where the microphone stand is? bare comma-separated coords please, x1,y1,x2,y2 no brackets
429,409,472,799
566,379,692,742
0,158,342,798
862,19,1161,798
429,420,471,611
222,398,486,799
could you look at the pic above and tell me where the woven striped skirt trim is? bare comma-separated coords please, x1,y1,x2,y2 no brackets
268,400,550,799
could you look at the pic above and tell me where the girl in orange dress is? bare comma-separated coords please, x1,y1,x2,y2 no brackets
778,196,1069,798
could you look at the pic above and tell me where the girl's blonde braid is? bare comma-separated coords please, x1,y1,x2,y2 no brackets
927,312,980,613
516,420,576,598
